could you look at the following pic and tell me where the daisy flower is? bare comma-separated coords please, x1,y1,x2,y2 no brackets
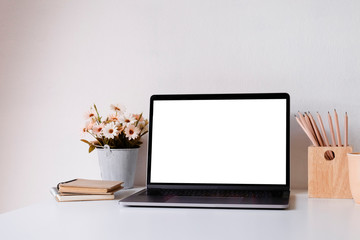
119,114,136,127
108,113,120,122
117,124,125,133
110,104,126,114
92,124,104,137
139,123,148,133
81,103,149,151
88,120,95,129
136,118,147,131
125,125,140,140
103,122,118,139
81,125,88,135
81,121,93,136
132,114,144,122
83,120,94,131
84,108,97,120
138,118,148,128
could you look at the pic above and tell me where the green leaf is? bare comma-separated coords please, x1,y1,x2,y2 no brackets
140,131,148,137
81,139,92,146
89,145,96,153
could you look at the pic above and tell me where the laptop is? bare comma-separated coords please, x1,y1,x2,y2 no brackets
120,93,290,209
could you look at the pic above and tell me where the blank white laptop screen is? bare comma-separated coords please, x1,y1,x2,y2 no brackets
150,99,287,185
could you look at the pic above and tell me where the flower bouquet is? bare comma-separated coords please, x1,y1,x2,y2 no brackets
81,104,149,153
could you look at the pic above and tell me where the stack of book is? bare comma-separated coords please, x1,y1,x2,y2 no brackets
50,179,123,202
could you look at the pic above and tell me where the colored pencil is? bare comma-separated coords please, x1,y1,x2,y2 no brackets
334,109,342,147
308,112,324,146
328,112,337,147
344,112,348,147
298,112,316,141
304,112,318,143
317,112,330,147
295,115,319,146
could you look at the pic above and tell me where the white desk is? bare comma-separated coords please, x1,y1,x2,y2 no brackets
1,189,360,240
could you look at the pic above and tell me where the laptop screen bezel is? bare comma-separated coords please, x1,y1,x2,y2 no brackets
146,93,290,191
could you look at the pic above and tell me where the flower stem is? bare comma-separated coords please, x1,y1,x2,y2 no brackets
93,104,102,124
88,131,103,146
140,131,148,137
135,113,143,127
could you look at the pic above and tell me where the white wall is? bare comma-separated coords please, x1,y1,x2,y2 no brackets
0,0,359,213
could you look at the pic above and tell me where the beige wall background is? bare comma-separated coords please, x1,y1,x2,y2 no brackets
1,0,360,213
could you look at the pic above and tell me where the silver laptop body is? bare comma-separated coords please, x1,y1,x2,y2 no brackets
120,93,290,209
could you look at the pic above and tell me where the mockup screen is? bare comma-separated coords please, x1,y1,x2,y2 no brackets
150,99,287,185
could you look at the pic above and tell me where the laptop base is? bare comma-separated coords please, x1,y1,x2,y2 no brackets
120,190,290,209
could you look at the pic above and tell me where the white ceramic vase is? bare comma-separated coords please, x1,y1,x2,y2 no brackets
97,145,139,189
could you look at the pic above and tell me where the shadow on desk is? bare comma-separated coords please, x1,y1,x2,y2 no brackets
288,192,297,210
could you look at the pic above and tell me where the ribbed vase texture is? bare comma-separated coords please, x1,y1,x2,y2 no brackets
97,148,139,189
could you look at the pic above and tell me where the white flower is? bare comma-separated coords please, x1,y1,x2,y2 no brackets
139,123,148,133
108,113,120,122
119,114,136,127
132,114,144,122
81,121,93,137
82,120,94,132
84,108,96,120
110,104,126,114
92,124,104,137
117,124,125,133
81,124,88,136
125,125,140,140
103,122,118,139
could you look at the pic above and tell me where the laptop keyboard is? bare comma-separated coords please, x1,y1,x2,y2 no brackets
150,189,285,199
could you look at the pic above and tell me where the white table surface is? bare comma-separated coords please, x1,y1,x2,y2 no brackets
1,189,360,240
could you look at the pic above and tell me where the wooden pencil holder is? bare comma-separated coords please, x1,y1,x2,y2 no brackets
308,146,353,198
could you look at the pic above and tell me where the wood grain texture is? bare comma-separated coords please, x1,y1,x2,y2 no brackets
347,153,360,203
308,146,353,198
